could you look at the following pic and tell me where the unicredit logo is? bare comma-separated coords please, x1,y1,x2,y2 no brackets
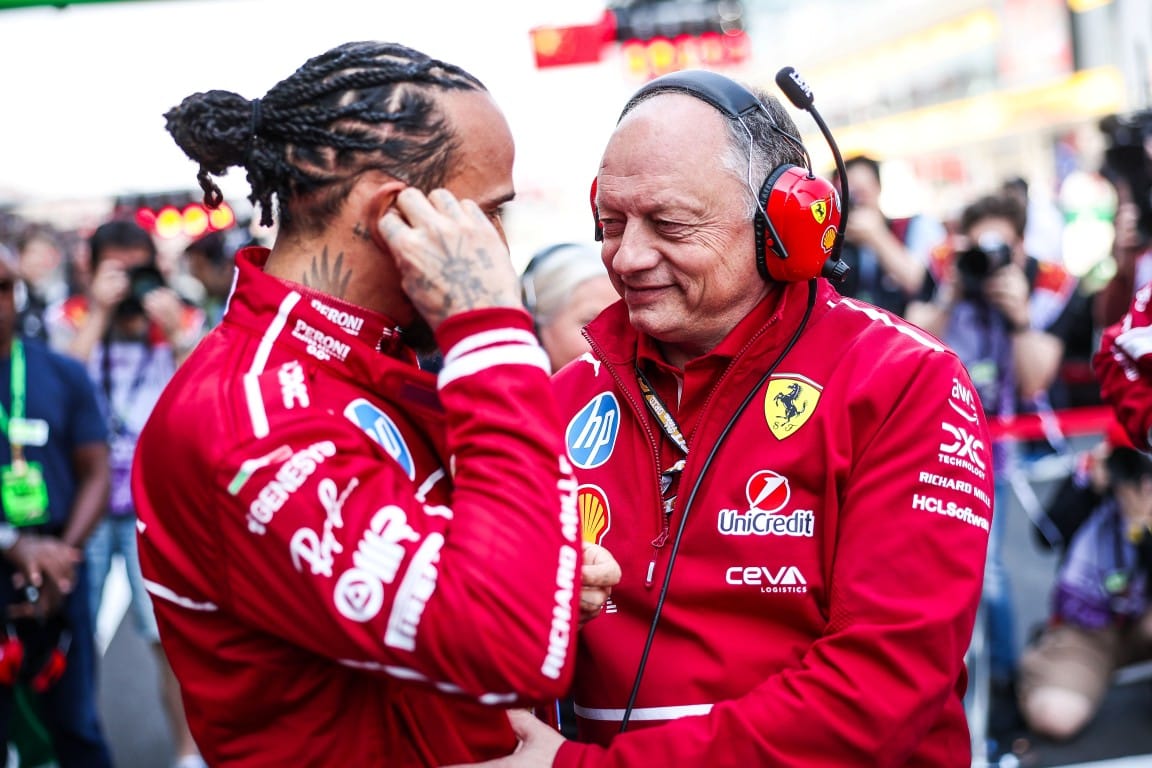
718,508,814,537
745,470,790,513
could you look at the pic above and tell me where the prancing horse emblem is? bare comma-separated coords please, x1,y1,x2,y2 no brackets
764,375,822,440
774,383,806,421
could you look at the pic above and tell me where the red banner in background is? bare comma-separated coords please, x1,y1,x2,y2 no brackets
989,405,1114,442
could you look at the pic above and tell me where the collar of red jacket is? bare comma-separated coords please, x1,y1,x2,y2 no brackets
585,280,823,373
225,246,419,368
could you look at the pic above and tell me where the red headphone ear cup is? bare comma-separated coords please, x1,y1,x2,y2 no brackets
759,167,842,282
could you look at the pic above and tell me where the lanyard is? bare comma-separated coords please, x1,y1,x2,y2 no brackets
100,338,155,432
0,339,26,437
635,367,688,509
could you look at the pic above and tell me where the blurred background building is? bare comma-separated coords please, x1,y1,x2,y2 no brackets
528,0,1151,278
1,0,1149,277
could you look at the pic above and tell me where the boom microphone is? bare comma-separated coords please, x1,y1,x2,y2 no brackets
775,66,814,110
775,66,851,277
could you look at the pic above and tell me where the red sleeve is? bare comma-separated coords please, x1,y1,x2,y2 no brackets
556,350,992,767
1094,282,1152,451
215,308,580,704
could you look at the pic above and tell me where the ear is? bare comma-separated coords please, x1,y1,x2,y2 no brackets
365,179,408,253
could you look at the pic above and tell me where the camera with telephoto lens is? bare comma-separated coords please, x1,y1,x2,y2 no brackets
1100,109,1152,241
955,233,1012,298
115,265,167,318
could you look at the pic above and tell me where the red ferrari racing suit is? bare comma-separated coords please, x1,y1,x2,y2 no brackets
1094,280,1152,451
133,248,580,766
552,278,993,767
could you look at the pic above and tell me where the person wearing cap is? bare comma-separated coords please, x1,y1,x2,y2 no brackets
1017,418,1152,741
521,243,618,372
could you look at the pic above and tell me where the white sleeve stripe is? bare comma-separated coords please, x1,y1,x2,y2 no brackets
573,703,714,721
242,374,269,438
438,344,551,389
337,659,519,705
442,328,541,366
143,579,219,611
1116,326,1152,362
835,298,946,352
244,291,301,438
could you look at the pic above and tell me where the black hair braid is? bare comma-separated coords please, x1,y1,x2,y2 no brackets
165,41,486,233
164,89,253,211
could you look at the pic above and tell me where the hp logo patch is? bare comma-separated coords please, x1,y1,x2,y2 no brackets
344,398,415,480
566,393,620,469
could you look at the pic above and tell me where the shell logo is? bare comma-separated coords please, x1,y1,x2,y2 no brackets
820,225,837,253
578,484,611,545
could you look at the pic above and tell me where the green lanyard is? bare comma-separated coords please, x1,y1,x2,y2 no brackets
0,339,25,438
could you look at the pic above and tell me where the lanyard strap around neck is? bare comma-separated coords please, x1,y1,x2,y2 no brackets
635,367,688,505
635,366,688,457
0,339,26,436
101,338,154,428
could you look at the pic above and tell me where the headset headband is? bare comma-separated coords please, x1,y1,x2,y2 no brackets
625,70,764,121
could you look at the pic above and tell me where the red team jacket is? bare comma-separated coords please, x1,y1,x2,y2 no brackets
132,248,580,766
551,279,994,767
1095,280,1152,451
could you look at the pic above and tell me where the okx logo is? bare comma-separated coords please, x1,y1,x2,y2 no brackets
566,393,620,469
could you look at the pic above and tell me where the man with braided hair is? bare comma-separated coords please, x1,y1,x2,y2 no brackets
135,41,618,766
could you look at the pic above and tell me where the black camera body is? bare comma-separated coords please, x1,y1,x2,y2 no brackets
116,265,167,318
955,234,1012,299
1100,109,1152,241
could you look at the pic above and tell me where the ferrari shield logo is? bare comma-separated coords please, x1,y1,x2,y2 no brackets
764,374,823,439
810,199,828,224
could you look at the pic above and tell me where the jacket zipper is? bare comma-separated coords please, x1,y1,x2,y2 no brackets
584,331,668,590
646,497,674,588
639,310,783,588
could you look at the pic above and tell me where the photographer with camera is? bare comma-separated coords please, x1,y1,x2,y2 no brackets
1094,110,1152,328
906,192,1089,746
1018,419,1152,741
830,154,946,317
48,219,206,768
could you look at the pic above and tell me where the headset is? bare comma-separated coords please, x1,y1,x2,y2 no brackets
0,619,70,693
591,67,851,284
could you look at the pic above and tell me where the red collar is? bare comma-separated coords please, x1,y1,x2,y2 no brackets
633,286,792,374
227,247,412,359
